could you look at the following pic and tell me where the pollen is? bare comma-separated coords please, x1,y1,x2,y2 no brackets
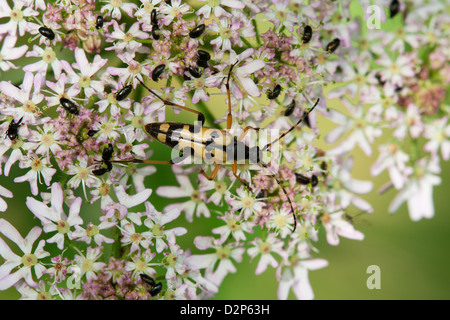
258,241,271,254
227,218,241,231
242,197,255,209
21,253,37,267
99,183,110,197
219,27,232,39
81,259,94,272
23,100,36,113
86,223,99,237
165,253,178,267
131,116,144,129
56,220,70,234
273,212,287,227
128,63,142,75
43,48,56,64
321,213,331,224
207,0,221,7
78,75,91,88
10,9,24,21
215,246,231,260
123,32,133,42
130,233,143,243
31,157,43,171
101,122,114,135
110,0,123,8
152,223,164,237
76,167,89,180
157,133,166,143
107,92,118,104
191,190,202,203
215,181,227,194
41,133,54,147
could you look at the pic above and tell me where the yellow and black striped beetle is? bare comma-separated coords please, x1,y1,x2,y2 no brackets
111,62,319,231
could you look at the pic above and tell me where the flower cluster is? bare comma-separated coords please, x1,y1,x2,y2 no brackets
0,0,448,300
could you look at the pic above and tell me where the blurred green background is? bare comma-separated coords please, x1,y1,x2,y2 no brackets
1,0,449,300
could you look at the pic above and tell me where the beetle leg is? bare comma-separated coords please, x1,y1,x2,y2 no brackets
225,61,239,130
259,162,298,232
199,164,221,181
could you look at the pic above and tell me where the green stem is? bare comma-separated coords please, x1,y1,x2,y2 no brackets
252,19,262,46
241,37,255,50
134,38,153,44
409,136,420,164
111,225,123,259
195,99,221,129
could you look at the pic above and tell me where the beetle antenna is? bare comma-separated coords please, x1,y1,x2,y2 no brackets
259,162,297,232
262,98,319,152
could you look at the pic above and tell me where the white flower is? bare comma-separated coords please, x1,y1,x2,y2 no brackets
62,48,108,98
185,236,245,287
66,156,98,199
229,50,265,97
423,116,450,161
228,186,265,220
105,21,149,56
72,221,116,246
247,234,287,275
0,219,49,290
159,0,190,25
0,72,44,124
328,157,374,212
26,183,83,250
164,243,186,280
143,203,187,253
119,220,152,254
389,157,442,221
72,246,106,282
26,123,63,158
0,185,13,212
326,98,382,157
392,104,424,139
371,143,410,189
23,45,64,80
196,0,244,18
101,0,137,20
277,252,328,300
0,34,28,72
0,0,37,36
267,208,295,238
212,211,255,243
124,249,158,281
156,166,210,222
14,155,56,196
321,210,365,246
376,54,415,87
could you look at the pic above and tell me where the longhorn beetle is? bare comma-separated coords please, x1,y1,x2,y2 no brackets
109,62,319,232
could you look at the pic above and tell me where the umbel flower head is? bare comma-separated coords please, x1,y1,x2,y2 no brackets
0,0,448,300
